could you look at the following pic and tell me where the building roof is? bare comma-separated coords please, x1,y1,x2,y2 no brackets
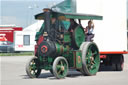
23,20,43,32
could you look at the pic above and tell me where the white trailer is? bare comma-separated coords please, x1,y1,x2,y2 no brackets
76,0,127,71
77,0,127,53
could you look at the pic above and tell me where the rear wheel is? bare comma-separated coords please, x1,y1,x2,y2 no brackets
52,57,68,79
80,42,100,76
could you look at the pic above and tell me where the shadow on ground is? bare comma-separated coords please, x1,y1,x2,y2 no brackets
22,65,117,79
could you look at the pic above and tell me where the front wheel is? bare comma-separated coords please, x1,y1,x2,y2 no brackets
26,57,41,78
52,57,69,79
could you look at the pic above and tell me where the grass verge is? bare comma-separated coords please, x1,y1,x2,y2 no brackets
0,52,34,56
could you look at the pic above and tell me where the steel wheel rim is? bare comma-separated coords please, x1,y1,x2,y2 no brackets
56,59,68,78
85,44,100,74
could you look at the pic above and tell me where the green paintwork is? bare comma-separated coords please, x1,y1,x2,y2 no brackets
26,2,103,78
35,23,44,41
55,43,70,55
35,32,41,41
62,51,74,68
52,0,76,13
35,11,103,20
56,59,68,78
55,43,62,54
73,51,82,69
64,32,71,43
63,13,103,20
74,26,85,48
39,56,43,62
39,57,53,70
48,57,53,63
62,20,71,30
86,44,100,75
44,65,52,70
34,10,101,76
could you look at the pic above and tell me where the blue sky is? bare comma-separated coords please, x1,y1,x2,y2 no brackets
0,0,63,28
0,0,128,28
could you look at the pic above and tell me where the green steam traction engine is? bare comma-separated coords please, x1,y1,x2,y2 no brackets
26,8,102,79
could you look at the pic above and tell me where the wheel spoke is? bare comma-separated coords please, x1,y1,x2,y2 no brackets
87,64,92,70
64,64,67,69
53,57,68,79
93,60,96,64
34,69,36,73
91,63,97,70
56,65,61,70
92,51,97,57
87,46,98,71
57,69,62,74
31,70,35,75
32,60,35,64
60,61,63,66
87,58,91,64
88,49,92,57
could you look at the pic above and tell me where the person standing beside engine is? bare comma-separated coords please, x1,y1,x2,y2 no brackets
84,20,94,41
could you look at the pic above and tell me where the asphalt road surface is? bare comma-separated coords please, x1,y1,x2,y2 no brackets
0,54,128,85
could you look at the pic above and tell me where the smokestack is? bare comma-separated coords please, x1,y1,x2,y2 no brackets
43,8,51,35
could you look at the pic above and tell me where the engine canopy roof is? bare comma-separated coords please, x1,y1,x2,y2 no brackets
35,9,103,20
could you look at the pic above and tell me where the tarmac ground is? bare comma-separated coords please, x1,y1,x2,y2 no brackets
1,54,128,85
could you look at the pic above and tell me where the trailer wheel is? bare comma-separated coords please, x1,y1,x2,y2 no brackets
116,63,124,71
111,54,124,71
52,57,68,79
26,57,41,78
80,42,100,76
